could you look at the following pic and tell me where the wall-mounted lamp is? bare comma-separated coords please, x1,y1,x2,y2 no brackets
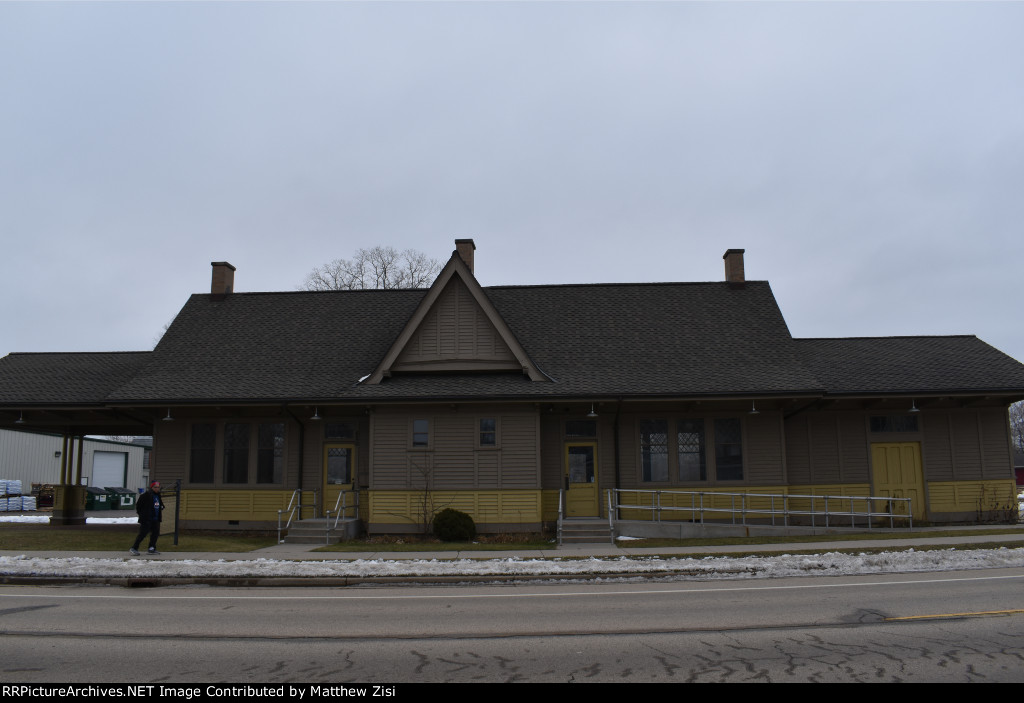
586,403,598,419
15,411,26,425
54,450,61,458
909,399,920,413
749,401,760,415
162,409,175,422
311,407,322,421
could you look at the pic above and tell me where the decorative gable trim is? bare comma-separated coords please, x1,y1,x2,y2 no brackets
363,252,550,384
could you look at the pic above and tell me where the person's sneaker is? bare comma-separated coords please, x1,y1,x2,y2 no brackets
147,548,160,555
129,548,140,556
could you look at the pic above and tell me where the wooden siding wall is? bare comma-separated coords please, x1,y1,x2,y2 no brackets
923,414,953,479
785,413,872,485
285,419,302,486
808,414,841,483
918,408,1013,482
784,408,1014,487
539,415,563,489
397,277,515,364
746,412,785,484
980,408,1012,479
840,414,870,481
784,415,810,484
369,408,540,490
153,420,186,484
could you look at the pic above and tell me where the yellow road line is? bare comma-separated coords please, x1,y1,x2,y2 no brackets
886,609,1024,621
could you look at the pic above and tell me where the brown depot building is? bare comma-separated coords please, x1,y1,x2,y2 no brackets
2,241,1023,537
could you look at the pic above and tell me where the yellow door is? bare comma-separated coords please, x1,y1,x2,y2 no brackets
324,443,355,518
871,442,926,521
565,442,599,517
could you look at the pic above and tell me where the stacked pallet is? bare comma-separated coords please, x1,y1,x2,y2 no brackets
0,479,31,511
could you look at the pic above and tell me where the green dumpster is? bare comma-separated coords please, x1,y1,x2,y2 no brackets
105,487,137,510
84,486,112,510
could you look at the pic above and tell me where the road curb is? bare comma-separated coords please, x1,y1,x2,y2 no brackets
0,569,752,588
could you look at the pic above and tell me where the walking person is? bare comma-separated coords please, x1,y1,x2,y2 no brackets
130,481,165,556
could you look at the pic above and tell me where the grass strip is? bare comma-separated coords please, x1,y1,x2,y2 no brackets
617,527,1024,549
0,526,276,552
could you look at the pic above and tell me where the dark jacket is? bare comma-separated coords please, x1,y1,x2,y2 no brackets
136,490,166,523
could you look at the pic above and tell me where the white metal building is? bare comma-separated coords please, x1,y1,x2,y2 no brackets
0,429,147,493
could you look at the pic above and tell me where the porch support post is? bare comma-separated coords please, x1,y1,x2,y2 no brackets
60,434,70,484
50,433,86,526
75,435,84,485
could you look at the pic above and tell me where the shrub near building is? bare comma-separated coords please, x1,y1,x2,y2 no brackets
433,508,476,542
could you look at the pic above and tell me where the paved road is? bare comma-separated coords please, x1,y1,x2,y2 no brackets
2,567,1022,682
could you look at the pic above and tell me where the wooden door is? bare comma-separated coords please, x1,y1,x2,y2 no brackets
871,442,926,521
565,442,599,517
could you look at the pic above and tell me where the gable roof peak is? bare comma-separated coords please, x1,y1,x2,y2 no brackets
362,244,550,384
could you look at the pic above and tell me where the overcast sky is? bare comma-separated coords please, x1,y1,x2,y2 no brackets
2,1,1022,366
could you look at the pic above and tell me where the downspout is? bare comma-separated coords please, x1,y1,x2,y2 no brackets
613,398,622,521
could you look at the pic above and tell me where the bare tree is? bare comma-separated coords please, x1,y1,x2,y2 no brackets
1010,400,1024,453
301,246,441,291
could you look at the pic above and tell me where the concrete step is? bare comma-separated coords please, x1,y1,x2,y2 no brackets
283,517,360,544
560,518,613,544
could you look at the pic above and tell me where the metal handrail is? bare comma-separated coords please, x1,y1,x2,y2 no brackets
324,489,359,544
606,490,615,544
276,488,318,544
556,489,564,546
611,488,914,531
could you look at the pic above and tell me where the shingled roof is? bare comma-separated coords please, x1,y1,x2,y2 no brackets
795,336,1024,395
4,279,1024,409
98,280,823,403
0,352,151,405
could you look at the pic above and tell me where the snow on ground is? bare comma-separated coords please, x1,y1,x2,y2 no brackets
2,507,1023,581
0,548,1022,581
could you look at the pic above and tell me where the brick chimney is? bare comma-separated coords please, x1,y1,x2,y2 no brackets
723,249,745,284
211,261,236,296
455,239,476,274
